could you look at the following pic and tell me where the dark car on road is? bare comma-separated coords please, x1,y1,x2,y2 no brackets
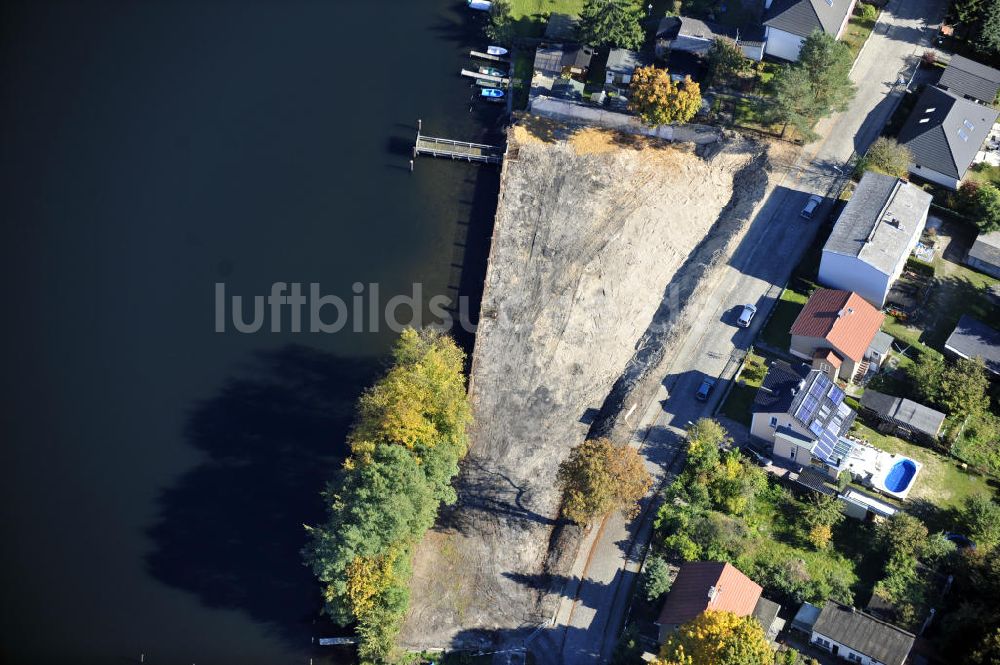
695,377,716,401
740,446,772,467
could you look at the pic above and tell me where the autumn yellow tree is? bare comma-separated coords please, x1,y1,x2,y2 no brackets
656,611,775,665
557,437,652,525
628,65,702,126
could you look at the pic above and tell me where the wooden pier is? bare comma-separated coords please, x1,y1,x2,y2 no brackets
460,68,510,85
470,49,510,63
412,123,503,165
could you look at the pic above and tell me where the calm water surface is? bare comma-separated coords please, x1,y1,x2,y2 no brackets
0,1,500,662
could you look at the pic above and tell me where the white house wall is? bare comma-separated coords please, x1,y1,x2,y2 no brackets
740,43,765,61
811,632,882,665
764,27,804,61
818,251,892,308
909,162,961,190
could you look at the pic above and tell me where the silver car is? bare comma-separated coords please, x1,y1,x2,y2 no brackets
800,194,823,219
737,303,757,327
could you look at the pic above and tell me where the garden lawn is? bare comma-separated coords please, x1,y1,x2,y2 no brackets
966,162,1000,188
841,15,875,62
721,350,767,426
759,288,807,350
509,0,585,37
850,421,995,514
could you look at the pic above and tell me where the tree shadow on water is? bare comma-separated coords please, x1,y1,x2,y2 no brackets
144,344,381,647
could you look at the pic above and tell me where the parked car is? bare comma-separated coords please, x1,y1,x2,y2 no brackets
737,303,757,328
695,377,716,401
740,446,772,467
800,194,823,219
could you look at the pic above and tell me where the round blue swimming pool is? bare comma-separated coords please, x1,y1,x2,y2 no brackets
883,459,918,493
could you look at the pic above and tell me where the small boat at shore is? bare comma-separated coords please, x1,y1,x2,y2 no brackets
478,66,507,77
486,45,508,56
468,0,492,10
480,88,505,100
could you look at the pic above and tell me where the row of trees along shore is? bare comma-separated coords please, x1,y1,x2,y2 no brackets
302,329,471,661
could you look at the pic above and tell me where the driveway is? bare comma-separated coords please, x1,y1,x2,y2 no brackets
540,0,946,662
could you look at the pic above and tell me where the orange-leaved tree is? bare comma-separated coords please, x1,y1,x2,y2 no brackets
628,65,701,127
655,610,775,665
557,437,652,525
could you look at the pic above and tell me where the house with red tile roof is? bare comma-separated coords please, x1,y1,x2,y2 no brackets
789,289,890,385
654,561,780,643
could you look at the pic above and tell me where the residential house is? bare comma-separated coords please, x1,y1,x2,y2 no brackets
945,314,1000,377
860,389,947,443
655,16,766,61
763,0,857,62
750,362,857,479
819,172,933,307
605,48,648,90
533,43,594,79
789,289,887,384
897,86,1000,189
966,229,1000,278
654,561,781,643
938,54,1000,105
810,600,915,665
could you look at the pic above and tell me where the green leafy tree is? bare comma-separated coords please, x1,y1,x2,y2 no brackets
939,357,990,419
972,183,1000,232
857,137,912,179
657,610,775,665
578,0,645,49
955,0,989,23
873,553,926,628
802,494,844,549
485,0,514,46
642,555,674,602
707,38,750,87
961,494,1000,551
876,512,929,559
981,0,1000,55
771,30,856,139
557,437,653,525
856,2,878,20
629,65,702,126
908,350,944,405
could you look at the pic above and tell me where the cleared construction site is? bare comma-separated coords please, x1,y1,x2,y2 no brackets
400,117,788,652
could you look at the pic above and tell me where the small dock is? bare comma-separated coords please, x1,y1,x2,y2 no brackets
413,125,503,165
460,68,510,85
470,49,510,63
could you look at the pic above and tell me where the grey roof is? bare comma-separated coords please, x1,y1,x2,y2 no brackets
870,330,894,356
939,54,1000,104
606,48,647,76
945,314,1000,375
533,43,594,73
656,15,765,47
786,370,856,441
764,0,853,39
969,230,1000,268
752,597,782,635
861,389,947,437
898,86,1000,180
752,361,811,414
544,12,579,41
792,601,822,632
551,77,585,101
824,172,932,275
812,600,915,665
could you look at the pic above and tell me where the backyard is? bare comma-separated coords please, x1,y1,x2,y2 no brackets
758,286,808,350
721,349,767,425
508,0,586,37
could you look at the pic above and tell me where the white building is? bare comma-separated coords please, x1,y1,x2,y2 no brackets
819,172,933,308
810,600,915,665
763,0,856,62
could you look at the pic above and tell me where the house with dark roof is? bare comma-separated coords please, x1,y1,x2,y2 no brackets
750,361,857,477
819,172,933,307
533,43,594,78
604,48,648,90
898,86,1000,189
763,0,857,61
810,600,915,665
860,389,947,443
655,16,766,61
945,314,1000,377
938,54,1000,105
654,561,780,642
789,289,887,384
966,229,1000,278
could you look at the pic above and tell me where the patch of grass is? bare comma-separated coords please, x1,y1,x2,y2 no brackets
919,263,1000,350
849,421,995,514
840,15,876,62
759,288,808,350
966,162,1000,188
509,0,586,37
721,350,768,425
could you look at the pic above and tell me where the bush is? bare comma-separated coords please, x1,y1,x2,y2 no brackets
856,137,911,179
642,555,673,602
856,2,878,20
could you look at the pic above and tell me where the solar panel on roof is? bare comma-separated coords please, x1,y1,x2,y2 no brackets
810,421,824,438
796,395,820,423
827,384,844,405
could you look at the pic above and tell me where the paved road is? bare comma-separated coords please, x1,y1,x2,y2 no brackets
541,0,946,662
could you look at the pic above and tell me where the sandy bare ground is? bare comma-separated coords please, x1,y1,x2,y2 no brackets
400,120,775,651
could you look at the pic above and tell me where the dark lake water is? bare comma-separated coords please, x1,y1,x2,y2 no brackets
0,1,501,662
